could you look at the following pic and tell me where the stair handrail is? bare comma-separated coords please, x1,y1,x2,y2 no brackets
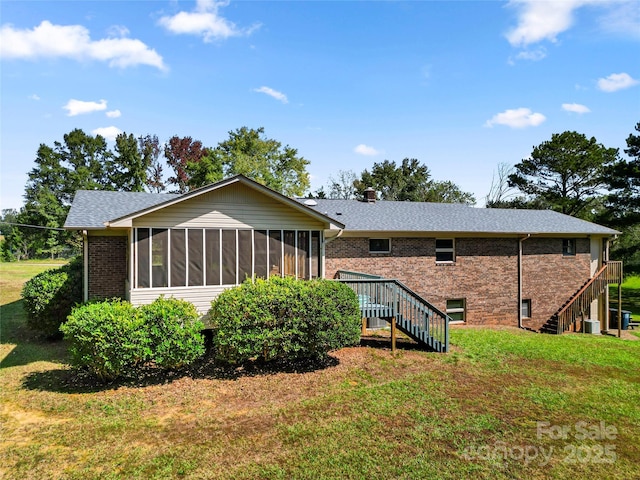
553,261,623,333
336,270,450,352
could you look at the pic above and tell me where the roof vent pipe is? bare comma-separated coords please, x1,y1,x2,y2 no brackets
364,187,376,203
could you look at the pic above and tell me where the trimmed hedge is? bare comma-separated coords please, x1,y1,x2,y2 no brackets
61,299,150,382
139,297,205,369
208,276,361,364
22,257,83,338
61,297,205,381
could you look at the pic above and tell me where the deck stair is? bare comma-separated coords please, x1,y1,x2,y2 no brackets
336,270,449,352
541,261,623,334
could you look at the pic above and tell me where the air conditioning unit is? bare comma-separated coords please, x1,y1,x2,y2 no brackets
583,319,600,335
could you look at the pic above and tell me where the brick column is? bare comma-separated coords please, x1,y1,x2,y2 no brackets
87,235,128,300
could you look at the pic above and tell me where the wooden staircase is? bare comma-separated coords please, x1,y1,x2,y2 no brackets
336,270,449,352
541,261,623,334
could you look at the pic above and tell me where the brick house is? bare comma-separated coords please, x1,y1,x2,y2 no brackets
64,175,620,335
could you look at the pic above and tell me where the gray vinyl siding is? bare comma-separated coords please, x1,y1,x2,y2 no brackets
133,183,324,230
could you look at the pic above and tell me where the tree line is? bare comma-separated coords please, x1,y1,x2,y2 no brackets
1,123,638,273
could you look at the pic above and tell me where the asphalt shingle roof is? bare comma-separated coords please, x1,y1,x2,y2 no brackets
306,199,619,235
64,190,180,229
64,189,619,236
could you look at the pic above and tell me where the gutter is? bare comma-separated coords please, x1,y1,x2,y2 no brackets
324,228,344,244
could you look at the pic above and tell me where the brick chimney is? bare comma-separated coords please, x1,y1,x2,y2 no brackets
363,187,376,203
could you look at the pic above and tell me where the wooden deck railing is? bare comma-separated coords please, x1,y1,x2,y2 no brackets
554,261,623,334
336,270,449,352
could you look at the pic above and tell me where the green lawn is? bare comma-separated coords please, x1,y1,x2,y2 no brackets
610,275,640,318
1,263,639,479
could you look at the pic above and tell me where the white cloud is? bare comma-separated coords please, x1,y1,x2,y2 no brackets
253,86,288,104
158,0,260,42
597,72,639,92
106,109,121,118
515,47,547,62
63,99,107,116
0,20,167,71
28,94,40,100
484,108,546,128
92,126,122,141
562,103,590,114
354,144,380,156
107,25,130,37
598,1,640,39
506,0,584,47
506,0,638,47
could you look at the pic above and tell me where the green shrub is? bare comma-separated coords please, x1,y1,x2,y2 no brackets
209,277,361,364
22,257,83,338
61,299,150,382
138,297,205,369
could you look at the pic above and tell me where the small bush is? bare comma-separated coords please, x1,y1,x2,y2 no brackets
61,299,150,382
22,257,83,338
139,297,205,369
209,277,361,364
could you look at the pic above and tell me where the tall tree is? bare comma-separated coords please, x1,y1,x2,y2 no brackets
164,136,208,193
185,149,223,189
16,129,162,258
508,131,619,218
353,158,475,204
0,209,30,260
602,122,640,227
425,180,476,204
139,134,165,193
327,170,357,199
21,129,112,257
354,159,430,201
214,127,311,197
598,122,640,273
109,133,149,192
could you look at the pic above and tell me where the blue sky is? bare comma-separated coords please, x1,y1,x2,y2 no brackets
1,0,638,210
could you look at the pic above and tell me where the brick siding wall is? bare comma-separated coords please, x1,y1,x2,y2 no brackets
88,235,128,300
325,236,591,330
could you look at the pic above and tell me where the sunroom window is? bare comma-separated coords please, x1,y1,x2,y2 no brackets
135,228,322,288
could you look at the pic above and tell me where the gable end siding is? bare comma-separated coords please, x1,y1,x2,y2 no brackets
132,183,325,230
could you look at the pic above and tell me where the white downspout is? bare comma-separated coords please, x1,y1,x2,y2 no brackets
518,234,532,329
322,229,343,279
82,230,89,302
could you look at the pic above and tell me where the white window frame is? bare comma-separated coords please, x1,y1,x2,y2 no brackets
521,299,532,318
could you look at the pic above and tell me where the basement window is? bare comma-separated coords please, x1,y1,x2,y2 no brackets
521,299,532,319
369,238,391,253
446,298,465,323
562,239,576,256
436,238,455,263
